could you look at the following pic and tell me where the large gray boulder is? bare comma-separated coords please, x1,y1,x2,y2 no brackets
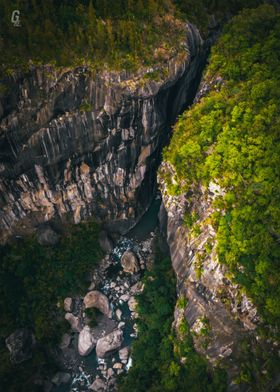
90,378,106,391
83,290,111,317
119,346,129,363
121,250,139,274
96,329,123,358
78,326,97,356
5,328,35,364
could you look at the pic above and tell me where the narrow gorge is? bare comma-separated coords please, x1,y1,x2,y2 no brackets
0,2,279,392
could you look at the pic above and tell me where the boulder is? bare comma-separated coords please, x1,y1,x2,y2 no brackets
120,250,139,274
65,313,82,332
130,282,144,294
5,328,35,364
78,326,97,356
37,226,59,246
64,297,73,312
90,378,106,391
119,346,129,362
119,294,129,302
98,230,114,253
115,308,122,321
128,296,137,312
107,368,114,378
83,291,111,317
51,372,71,386
96,329,123,358
113,362,122,369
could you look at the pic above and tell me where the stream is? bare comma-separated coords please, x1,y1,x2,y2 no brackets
54,195,161,392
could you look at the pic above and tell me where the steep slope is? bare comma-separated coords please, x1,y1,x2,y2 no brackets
0,23,203,242
159,5,280,390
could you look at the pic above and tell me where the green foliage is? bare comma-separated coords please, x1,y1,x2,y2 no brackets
183,210,199,228
177,295,188,309
194,252,204,280
163,4,280,330
0,0,264,77
119,249,226,391
79,99,93,112
174,0,263,37
0,221,102,391
0,0,186,76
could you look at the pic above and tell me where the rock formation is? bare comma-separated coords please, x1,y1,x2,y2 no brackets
78,326,97,356
0,23,203,243
120,250,139,274
83,290,111,317
96,329,123,358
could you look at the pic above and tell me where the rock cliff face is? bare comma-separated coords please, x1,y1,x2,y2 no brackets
158,82,278,390
0,24,203,242
159,168,260,390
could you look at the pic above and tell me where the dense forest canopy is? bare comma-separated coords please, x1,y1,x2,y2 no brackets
0,0,262,76
163,4,280,329
0,222,102,391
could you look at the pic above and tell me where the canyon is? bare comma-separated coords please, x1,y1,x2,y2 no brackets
1,13,278,392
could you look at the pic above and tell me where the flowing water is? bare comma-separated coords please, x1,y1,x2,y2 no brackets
55,196,161,392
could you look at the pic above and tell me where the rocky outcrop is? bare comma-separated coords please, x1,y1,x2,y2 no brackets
0,23,204,243
5,328,35,364
63,297,73,312
78,326,97,356
90,378,106,391
96,329,123,358
119,346,129,363
83,290,111,317
65,312,82,332
120,250,139,274
158,166,271,389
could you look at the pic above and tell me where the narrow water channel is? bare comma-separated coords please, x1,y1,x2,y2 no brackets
55,195,162,392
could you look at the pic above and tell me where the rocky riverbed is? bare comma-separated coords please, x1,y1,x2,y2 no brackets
52,223,157,392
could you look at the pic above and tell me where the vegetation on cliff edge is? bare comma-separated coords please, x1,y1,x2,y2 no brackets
0,0,262,77
163,3,280,338
118,250,226,391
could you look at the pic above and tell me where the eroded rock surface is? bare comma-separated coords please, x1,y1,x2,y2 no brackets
96,329,123,358
83,290,111,317
120,250,139,274
0,23,203,243
78,326,97,356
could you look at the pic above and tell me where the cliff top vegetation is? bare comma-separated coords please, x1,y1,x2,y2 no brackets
163,4,280,331
0,0,262,78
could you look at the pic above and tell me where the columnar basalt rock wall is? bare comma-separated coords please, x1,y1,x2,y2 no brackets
0,24,203,242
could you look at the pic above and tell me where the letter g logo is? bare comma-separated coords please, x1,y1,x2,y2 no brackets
11,10,21,26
